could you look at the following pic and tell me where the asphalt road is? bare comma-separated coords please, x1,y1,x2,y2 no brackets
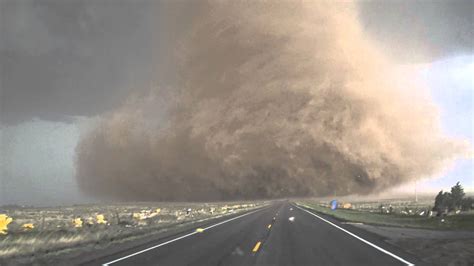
86,201,423,266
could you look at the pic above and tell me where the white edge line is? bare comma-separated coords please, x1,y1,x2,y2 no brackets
102,207,266,265
293,204,415,266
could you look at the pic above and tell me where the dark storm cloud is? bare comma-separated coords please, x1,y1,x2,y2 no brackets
1,0,472,125
0,0,159,124
357,0,473,62
1,0,471,202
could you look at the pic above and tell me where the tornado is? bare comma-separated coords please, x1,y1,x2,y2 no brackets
75,1,467,201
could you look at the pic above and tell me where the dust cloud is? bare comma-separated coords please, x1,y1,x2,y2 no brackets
75,1,467,201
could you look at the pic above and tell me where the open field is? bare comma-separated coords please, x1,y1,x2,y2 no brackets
296,197,474,265
1,197,472,265
0,201,267,264
296,197,474,230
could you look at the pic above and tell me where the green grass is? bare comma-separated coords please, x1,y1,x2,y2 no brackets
296,201,474,231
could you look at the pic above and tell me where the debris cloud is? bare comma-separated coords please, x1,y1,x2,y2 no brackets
75,1,467,201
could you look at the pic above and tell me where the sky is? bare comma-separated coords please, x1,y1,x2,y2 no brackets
418,55,473,191
1,0,473,205
386,55,473,197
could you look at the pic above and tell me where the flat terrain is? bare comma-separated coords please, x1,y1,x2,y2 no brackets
2,199,473,265
296,199,474,230
84,201,422,266
295,199,474,265
0,202,265,265
353,224,474,266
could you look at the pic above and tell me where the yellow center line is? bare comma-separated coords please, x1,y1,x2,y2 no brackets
267,224,272,229
252,241,262,252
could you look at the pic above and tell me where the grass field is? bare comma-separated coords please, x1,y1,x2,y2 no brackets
296,198,474,230
0,201,266,262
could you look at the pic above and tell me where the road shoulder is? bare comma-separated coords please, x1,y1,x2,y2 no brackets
352,224,474,266
293,203,428,266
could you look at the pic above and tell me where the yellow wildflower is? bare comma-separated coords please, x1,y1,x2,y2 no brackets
0,214,13,235
22,223,35,230
73,218,83,228
96,214,107,224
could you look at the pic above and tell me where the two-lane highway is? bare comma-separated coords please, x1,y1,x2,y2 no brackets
85,201,422,266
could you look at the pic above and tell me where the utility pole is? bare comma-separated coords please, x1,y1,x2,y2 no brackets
415,180,418,202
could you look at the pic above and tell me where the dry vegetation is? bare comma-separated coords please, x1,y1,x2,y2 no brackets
296,196,474,230
0,201,266,264
296,196,474,265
